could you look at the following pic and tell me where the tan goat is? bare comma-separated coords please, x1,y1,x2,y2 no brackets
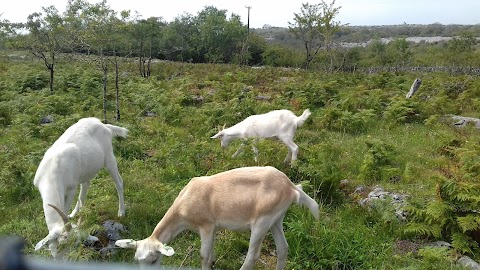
116,166,319,270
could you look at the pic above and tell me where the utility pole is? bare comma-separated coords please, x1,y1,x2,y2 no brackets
245,6,251,33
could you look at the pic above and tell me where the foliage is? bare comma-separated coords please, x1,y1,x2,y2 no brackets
405,138,480,256
288,1,343,69
359,139,400,183
383,97,422,125
1,56,480,269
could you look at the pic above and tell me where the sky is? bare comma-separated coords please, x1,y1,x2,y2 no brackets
1,0,479,28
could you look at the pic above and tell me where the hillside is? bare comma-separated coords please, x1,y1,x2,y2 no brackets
253,24,480,49
0,54,479,269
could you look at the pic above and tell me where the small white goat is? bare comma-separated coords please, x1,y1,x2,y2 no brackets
116,166,319,270
210,109,311,164
34,117,128,258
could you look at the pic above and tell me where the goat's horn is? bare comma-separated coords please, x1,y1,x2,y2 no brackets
76,216,82,228
48,204,72,232
222,123,226,130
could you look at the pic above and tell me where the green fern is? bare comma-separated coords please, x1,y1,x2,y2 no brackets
406,143,480,256
451,232,475,255
457,215,480,233
404,223,442,239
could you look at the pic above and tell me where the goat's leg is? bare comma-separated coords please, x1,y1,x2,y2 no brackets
105,153,125,217
69,182,90,218
271,218,288,270
251,139,259,163
240,222,270,270
232,142,246,158
278,136,298,164
199,225,216,270
49,241,61,260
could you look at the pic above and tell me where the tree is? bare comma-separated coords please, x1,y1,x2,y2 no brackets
162,13,197,62
288,1,342,70
448,31,477,67
130,17,165,77
21,6,64,92
387,38,412,69
0,17,23,50
243,33,267,65
367,37,388,66
195,6,247,63
65,0,126,121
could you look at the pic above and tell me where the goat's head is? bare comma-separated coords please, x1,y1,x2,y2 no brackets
34,204,72,252
115,238,174,266
211,124,234,147
35,204,98,254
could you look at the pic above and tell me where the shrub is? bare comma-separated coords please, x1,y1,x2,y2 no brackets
284,81,338,108
405,140,480,257
288,143,344,204
319,107,376,134
16,73,49,92
359,139,400,183
0,103,12,126
383,97,422,125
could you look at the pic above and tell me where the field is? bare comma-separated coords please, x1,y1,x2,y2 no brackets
1,53,479,269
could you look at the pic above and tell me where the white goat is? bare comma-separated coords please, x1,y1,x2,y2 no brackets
33,117,128,258
210,109,311,164
116,166,319,270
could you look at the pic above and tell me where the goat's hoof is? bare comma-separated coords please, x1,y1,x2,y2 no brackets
285,160,297,168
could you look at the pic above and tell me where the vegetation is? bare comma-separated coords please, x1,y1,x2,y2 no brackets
0,48,479,269
0,0,480,269
1,0,480,76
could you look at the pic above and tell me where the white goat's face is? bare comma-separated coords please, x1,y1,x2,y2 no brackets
219,134,234,147
211,131,233,147
115,238,174,266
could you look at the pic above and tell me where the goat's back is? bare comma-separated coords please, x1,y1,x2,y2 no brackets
235,110,300,138
52,118,112,147
173,166,298,229
34,118,116,187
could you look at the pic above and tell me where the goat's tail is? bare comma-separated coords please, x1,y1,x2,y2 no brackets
296,109,311,127
105,124,129,138
295,184,319,220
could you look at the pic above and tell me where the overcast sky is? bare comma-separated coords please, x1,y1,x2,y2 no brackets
1,0,479,28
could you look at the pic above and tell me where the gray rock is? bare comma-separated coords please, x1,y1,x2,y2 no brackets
458,256,480,270
427,241,452,248
40,115,54,124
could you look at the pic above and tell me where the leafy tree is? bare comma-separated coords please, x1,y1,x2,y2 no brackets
288,1,342,70
162,13,197,62
0,17,23,49
367,37,388,66
243,33,267,65
18,6,64,92
195,6,247,63
387,38,412,69
130,17,165,77
262,44,302,67
447,31,478,67
336,47,361,71
65,0,127,121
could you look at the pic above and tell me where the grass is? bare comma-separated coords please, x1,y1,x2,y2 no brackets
1,53,479,269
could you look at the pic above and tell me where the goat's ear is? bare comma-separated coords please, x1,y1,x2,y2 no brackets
115,239,138,249
156,243,175,256
210,131,223,139
35,234,56,251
